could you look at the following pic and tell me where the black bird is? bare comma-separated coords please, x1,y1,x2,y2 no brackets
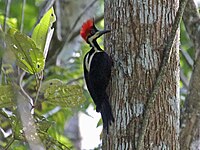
80,19,114,132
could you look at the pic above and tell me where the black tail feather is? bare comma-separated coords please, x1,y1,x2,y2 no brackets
100,95,114,133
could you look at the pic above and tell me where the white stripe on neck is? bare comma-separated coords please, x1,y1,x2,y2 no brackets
85,51,102,72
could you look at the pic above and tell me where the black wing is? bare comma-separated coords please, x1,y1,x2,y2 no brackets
83,51,112,107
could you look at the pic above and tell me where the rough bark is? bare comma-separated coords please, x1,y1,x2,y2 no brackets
104,0,179,149
181,0,200,149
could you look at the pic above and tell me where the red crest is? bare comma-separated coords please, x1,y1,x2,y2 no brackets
80,19,94,41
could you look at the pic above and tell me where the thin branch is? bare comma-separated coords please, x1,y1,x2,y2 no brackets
34,72,43,106
20,0,26,32
66,0,98,42
43,106,61,118
180,69,189,88
136,0,188,149
39,0,56,20
19,71,34,107
55,0,62,41
66,76,83,85
3,0,11,31
4,137,14,150
180,47,194,67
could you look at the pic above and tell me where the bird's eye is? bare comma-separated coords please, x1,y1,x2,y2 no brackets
90,28,96,35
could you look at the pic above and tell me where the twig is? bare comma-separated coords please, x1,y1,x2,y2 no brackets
180,69,189,89
55,0,62,40
66,76,83,85
66,0,98,42
34,72,43,105
39,0,56,20
4,137,14,150
136,0,188,149
3,0,11,31
43,106,61,118
180,48,194,67
19,71,34,107
20,0,26,32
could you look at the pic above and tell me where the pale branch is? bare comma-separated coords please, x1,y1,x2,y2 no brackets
3,0,11,31
55,0,62,40
66,76,83,85
136,0,188,150
39,0,56,20
4,137,14,150
65,0,98,42
43,106,61,118
180,47,194,67
20,0,26,32
180,69,189,89
19,71,34,107
34,72,43,106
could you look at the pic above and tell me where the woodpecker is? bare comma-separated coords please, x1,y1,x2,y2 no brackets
80,19,114,132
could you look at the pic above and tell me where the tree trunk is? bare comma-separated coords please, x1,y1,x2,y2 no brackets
104,0,180,149
180,1,200,149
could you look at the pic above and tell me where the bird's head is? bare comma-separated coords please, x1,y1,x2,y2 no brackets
80,19,110,44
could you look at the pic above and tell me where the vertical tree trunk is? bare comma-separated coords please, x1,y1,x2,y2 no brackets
181,1,200,149
104,0,180,149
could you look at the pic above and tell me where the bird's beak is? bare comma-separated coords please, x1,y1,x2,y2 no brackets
98,30,111,37
92,29,111,40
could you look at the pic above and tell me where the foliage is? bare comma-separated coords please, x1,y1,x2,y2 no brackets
0,0,39,32
6,28,45,74
0,3,85,149
41,79,84,107
32,7,56,58
0,85,15,108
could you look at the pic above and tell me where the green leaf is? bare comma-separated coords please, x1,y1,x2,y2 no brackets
0,85,15,108
6,28,45,74
32,7,56,58
38,130,71,150
35,116,52,132
41,79,85,107
0,15,17,29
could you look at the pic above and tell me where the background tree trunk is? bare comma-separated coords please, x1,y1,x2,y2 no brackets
104,0,180,149
180,0,200,149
